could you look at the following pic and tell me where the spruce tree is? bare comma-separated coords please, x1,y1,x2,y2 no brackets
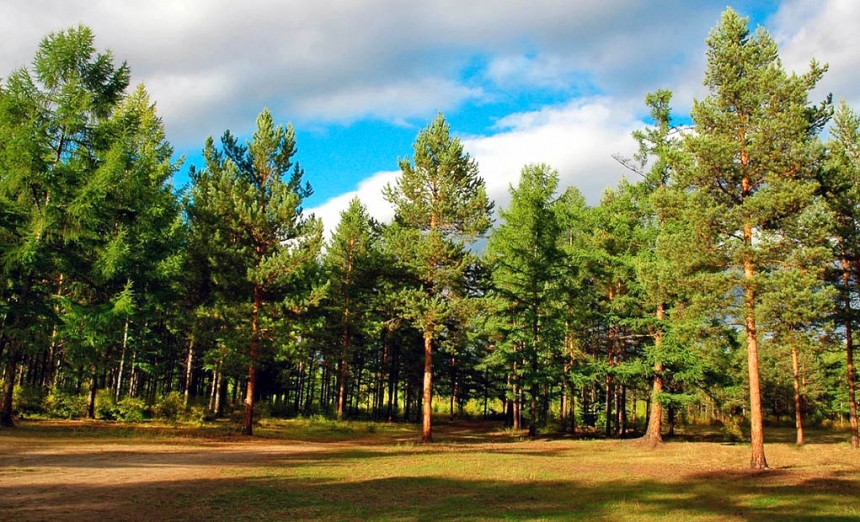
323,197,381,419
0,26,133,426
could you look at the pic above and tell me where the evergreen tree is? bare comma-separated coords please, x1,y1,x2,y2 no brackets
822,101,860,448
0,26,133,426
680,8,830,468
486,164,565,437
383,113,492,442
191,109,323,435
322,197,381,419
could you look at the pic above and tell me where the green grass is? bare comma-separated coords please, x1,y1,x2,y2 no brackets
1,420,858,521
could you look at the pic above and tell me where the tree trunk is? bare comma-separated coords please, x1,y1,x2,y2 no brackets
643,304,666,446
449,355,456,422
843,259,859,449
743,216,768,469
86,365,98,419
183,336,194,407
512,362,520,431
337,359,348,420
115,318,130,401
242,286,262,435
791,343,804,445
421,331,433,442
0,343,19,427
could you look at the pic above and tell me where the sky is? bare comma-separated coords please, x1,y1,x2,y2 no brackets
2,1,859,235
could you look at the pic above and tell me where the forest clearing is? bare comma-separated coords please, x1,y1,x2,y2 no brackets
1,419,858,522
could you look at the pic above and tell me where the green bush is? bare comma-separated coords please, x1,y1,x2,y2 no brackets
14,386,47,415
153,391,183,420
95,389,119,420
95,390,150,422
45,391,87,419
116,397,149,422
721,416,746,443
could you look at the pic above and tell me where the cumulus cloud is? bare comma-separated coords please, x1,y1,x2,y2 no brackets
0,0,744,147
309,96,642,234
308,170,399,238
771,0,860,107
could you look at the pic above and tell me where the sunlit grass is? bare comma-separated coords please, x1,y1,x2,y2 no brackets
2,420,858,521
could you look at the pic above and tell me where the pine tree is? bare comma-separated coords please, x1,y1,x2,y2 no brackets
822,101,860,448
191,109,323,435
383,113,492,442
680,8,830,468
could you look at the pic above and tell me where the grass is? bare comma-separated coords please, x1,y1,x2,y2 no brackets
1,419,858,521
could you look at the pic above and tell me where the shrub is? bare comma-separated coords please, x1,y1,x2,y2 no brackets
153,391,183,421
45,391,87,419
721,416,746,443
95,389,119,420
116,397,149,422
14,386,47,415
95,390,149,422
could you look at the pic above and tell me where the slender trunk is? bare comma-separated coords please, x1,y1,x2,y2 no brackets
512,362,520,431
183,337,194,408
560,371,569,433
337,359,348,420
209,365,219,412
86,365,98,419
243,286,262,435
667,403,676,437
643,303,666,446
421,331,433,442
791,343,804,445
0,343,19,427
842,259,859,449
449,355,456,422
115,318,130,401
743,215,768,469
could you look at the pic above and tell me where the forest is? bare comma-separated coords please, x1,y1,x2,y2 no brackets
1,7,858,474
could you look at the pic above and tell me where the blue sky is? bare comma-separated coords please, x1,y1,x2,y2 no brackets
2,1,857,234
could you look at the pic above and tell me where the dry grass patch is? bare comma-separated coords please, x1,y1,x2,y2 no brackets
1,420,858,521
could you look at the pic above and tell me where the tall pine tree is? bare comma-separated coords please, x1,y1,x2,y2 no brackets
383,113,492,442
680,8,830,468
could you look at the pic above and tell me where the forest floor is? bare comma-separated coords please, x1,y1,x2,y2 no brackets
1,419,858,521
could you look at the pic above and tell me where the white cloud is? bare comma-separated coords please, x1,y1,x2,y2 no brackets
771,0,860,107
0,0,743,147
308,170,399,238
467,97,641,213
310,96,642,234
297,79,483,123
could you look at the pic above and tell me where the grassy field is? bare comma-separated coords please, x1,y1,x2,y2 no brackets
1,419,858,521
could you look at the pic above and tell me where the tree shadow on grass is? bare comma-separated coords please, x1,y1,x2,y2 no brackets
2,467,858,522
